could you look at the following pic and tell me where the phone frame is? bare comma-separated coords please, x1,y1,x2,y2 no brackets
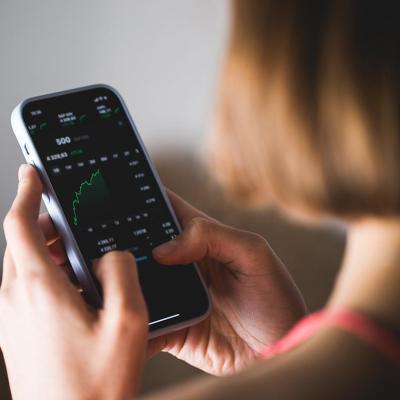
11,84,210,339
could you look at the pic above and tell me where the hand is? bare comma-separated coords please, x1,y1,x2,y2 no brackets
148,191,307,376
1,165,148,400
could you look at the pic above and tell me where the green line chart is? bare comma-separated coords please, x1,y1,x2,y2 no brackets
72,169,109,226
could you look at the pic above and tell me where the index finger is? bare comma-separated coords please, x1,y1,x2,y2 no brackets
38,212,59,245
3,165,54,276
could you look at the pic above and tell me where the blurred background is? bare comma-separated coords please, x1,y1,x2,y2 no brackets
0,1,346,397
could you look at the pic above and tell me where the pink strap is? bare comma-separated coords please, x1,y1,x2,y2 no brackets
262,309,400,365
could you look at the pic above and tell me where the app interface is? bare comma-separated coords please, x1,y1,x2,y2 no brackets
22,87,208,329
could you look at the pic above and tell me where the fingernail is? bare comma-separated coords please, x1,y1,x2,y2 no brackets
153,240,178,257
18,164,29,181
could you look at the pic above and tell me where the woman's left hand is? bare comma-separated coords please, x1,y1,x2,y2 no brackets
1,165,148,400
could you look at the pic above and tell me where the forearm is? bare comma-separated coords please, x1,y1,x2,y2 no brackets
141,328,393,400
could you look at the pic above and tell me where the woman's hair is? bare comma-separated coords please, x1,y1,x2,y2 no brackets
210,0,400,218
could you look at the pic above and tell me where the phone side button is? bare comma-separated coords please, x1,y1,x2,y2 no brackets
24,143,30,155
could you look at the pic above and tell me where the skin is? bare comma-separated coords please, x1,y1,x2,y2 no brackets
1,165,148,400
10,167,307,376
148,191,307,375
143,217,400,399
2,165,400,398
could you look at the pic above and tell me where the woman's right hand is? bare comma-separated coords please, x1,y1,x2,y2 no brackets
148,191,307,376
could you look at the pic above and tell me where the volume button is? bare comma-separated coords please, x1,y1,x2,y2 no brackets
23,143,30,155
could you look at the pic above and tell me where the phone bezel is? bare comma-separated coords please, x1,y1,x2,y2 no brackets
11,84,211,339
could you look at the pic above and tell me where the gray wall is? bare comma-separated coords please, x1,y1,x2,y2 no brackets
0,0,228,252
0,4,348,397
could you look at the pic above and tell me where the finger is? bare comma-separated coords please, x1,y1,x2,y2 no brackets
3,165,54,276
147,329,187,360
93,251,148,324
147,336,167,359
38,213,59,245
47,239,69,266
166,189,215,226
37,212,78,286
37,213,69,268
153,217,267,268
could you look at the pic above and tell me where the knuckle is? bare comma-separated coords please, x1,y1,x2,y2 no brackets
19,261,57,286
188,216,212,236
250,232,268,249
20,270,48,289
244,231,271,261
0,287,19,313
0,290,11,309
19,274,60,305
246,231,267,251
3,208,24,233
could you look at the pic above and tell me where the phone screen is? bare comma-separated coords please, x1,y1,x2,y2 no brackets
21,86,209,331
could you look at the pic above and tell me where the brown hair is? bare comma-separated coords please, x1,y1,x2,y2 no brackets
210,0,400,218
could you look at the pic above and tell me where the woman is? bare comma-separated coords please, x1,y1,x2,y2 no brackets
2,1,399,398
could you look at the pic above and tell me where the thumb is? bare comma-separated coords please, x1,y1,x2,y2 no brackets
93,251,148,326
152,217,268,268
4,164,57,278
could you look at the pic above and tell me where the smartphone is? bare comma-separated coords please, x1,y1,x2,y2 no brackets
11,84,210,337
